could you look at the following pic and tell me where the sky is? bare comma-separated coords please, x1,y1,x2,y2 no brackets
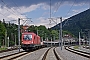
0,0,90,28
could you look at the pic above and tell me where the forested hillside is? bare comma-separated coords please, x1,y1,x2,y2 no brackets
51,9,90,37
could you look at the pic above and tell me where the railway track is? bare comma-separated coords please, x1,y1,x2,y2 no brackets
65,46,90,59
0,48,18,53
0,51,28,60
41,47,61,60
0,48,43,60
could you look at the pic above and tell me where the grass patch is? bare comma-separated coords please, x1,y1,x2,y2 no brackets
73,46,79,49
0,47,7,51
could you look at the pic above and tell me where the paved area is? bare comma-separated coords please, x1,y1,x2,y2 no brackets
79,46,90,53
70,46,90,53
56,47,90,60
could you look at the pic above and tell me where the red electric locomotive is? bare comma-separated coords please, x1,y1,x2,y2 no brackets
21,32,41,51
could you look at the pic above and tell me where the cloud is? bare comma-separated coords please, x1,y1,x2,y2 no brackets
30,17,51,28
0,0,90,28
71,8,88,16
0,3,42,24
72,10,81,13
0,0,90,8
18,4,42,13
34,17,63,28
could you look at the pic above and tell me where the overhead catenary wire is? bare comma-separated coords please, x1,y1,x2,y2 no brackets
63,0,89,27
47,0,76,27
49,0,51,24
62,0,76,27
0,12,13,20
49,0,57,27
0,0,17,17
11,0,30,22
11,0,23,15
47,0,76,28
11,0,31,19
48,0,56,27
1,0,34,25
48,0,63,26
11,0,35,25
52,0,63,17
64,0,76,18
89,0,90,9
0,0,22,23
11,0,32,19
0,12,6,18
0,0,21,18
48,0,52,28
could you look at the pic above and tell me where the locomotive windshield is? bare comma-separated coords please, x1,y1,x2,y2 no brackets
23,34,32,40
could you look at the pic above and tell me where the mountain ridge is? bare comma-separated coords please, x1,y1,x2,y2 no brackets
51,8,90,37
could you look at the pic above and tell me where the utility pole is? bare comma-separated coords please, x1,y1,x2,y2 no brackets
18,18,20,52
5,30,7,47
54,35,55,41
54,36,55,46
59,17,62,50
7,37,9,47
50,0,51,18
3,39,4,47
47,37,48,41
79,32,81,48
15,34,16,46
37,29,38,35
45,33,46,41
42,37,43,42
47,37,48,47
59,30,60,47
88,30,90,49
51,37,52,47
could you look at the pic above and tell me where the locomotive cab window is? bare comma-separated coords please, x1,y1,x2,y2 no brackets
23,34,32,40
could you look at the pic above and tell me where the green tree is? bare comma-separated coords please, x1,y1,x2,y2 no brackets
6,23,18,46
51,30,59,40
0,21,6,47
27,25,51,40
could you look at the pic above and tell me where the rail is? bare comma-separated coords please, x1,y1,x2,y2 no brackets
41,47,61,60
53,47,61,60
65,46,90,58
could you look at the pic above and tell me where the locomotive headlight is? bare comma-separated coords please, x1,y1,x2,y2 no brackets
22,41,23,43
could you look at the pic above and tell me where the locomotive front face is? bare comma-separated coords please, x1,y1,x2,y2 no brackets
21,32,41,51
22,34,33,44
